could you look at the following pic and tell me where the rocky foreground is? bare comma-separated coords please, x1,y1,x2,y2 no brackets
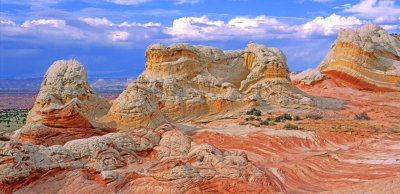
1,23,400,193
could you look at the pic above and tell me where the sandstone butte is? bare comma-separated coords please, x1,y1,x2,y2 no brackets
291,23,400,91
1,23,400,193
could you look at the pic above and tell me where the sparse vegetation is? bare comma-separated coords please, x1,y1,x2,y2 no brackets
306,112,323,120
354,111,371,120
246,108,261,116
0,108,29,132
294,115,301,121
370,125,380,132
283,123,299,130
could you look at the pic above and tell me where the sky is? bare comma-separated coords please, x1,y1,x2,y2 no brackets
1,0,400,79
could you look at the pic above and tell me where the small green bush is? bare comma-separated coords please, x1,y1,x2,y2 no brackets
260,120,269,125
294,116,301,121
246,108,261,116
283,123,299,130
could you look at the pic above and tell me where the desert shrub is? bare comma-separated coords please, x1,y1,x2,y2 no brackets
306,112,323,120
280,113,292,120
246,108,261,116
260,120,269,125
294,116,301,121
389,129,400,133
354,111,370,120
268,120,276,125
283,123,299,130
248,116,255,121
273,113,292,122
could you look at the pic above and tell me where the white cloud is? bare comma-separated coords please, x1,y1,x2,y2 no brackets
1,17,165,44
165,15,290,40
174,0,201,4
373,15,399,23
118,21,161,27
80,17,114,26
300,14,363,36
333,3,351,9
343,0,400,18
105,0,151,5
0,20,17,25
108,31,129,41
21,19,66,28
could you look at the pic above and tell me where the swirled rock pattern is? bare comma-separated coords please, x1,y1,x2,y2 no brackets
1,124,284,193
317,23,400,91
105,42,313,126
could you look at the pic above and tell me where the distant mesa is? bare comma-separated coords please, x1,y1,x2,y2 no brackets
292,23,400,91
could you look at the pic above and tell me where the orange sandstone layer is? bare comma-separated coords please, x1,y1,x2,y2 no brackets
317,23,400,91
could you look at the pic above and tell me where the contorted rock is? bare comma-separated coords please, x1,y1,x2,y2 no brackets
19,59,112,146
105,42,314,124
0,125,284,193
27,59,110,126
318,23,400,91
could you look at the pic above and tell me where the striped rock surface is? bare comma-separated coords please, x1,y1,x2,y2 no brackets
107,42,314,125
318,23,400,91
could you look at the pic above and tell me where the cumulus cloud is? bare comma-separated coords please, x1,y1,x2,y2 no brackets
21,19,66,28
165,15,290,41
300,14,363,36
0,17,165,44
80,17,114,26
343,0,400,18
164,14,367,41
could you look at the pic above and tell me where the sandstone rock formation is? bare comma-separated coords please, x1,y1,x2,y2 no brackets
105,42,313,125
316,23,400,91
19,60,112,145
291,68,327,86
27,59,110,126
1,124,284,193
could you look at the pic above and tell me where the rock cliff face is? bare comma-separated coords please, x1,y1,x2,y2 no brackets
317,23,400,91
106,42,312,125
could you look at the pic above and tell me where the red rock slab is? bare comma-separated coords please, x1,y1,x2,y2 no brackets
323,70,396,92
15,125,108,146
189,129,400,193
33,103,94,129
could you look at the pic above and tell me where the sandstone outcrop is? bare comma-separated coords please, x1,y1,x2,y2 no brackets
27,59,110,126
105,42,314,125
0,124,284,193
19,60,112,145
317,23,400,91
291,68,327,86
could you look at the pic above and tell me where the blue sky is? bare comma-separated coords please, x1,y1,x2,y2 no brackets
1,0,400,79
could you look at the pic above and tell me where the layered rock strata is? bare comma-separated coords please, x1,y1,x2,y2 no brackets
317,23,400,91
19,60,112,145
0,125,284,193
106,42,313,124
